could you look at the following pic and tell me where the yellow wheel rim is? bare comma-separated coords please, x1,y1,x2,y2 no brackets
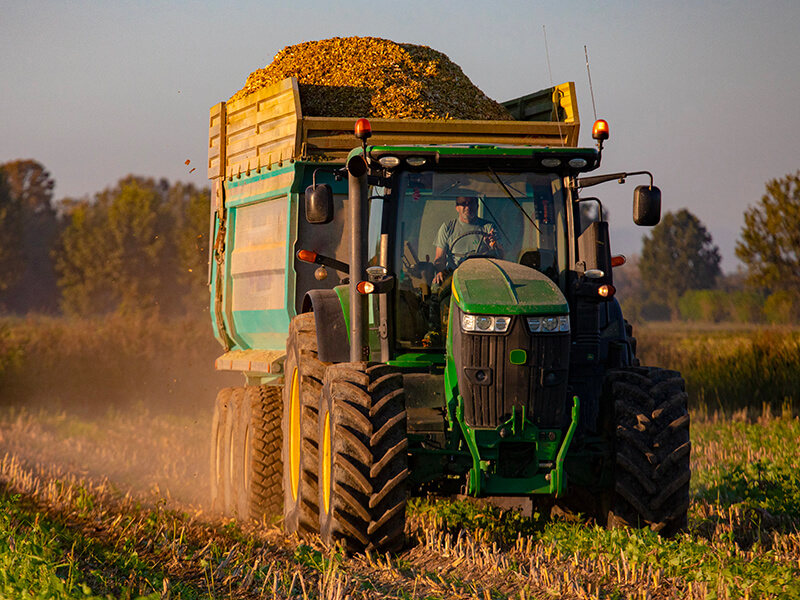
289,367,301,502
322,411,331,514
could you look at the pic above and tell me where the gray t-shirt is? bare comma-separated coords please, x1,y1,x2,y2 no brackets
435,217,498,270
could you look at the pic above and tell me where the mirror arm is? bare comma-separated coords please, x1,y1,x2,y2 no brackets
576,170,654,189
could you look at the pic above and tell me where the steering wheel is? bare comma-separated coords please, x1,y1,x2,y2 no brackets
449,230,500,262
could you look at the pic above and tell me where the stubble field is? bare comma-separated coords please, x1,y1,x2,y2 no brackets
0,317,798,599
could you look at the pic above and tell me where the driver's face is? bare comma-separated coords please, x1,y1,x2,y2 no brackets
455,198,479,223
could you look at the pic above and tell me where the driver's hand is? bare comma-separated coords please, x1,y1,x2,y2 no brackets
487,230,498,247
433,271,444,285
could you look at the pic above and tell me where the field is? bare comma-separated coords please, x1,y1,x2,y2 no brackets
1,318,799,599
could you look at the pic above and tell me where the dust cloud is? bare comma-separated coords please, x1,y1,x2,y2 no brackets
0,316,241,511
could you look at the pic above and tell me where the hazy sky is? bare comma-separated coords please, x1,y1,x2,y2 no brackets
3,1,799,272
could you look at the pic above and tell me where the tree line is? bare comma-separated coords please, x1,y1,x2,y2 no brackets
0,159,209,317
2,158,799,323
620,171,800,323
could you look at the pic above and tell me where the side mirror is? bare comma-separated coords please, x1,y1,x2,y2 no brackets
305,184,334,224
633,185,661,226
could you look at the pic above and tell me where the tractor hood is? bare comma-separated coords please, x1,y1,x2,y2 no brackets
451,258,568,315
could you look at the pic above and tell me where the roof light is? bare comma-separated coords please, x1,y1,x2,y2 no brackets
592,119,609,141
354,118,372,140
378,156,401,169
541,158,561,168
611,255,627,267
406,156,427,167
569,158,588,168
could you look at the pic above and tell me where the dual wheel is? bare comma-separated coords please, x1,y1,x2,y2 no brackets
210,385,282,520
283,313,409,553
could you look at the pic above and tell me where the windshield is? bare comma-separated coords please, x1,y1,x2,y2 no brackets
393,170,568,350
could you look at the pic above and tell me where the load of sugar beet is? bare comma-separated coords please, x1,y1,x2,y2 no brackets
231,37,513,121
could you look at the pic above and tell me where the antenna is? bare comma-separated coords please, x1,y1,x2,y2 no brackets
543,26,565,146
584,45,598,121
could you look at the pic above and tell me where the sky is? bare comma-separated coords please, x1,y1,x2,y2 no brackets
3,0,799,273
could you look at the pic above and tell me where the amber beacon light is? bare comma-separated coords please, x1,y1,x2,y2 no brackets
592,119,609,141
354,118,372,140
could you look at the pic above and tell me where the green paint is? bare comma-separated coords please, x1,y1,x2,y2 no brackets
509,349,527,365
452,259,568,315
551,396,580,497
388,353,446,368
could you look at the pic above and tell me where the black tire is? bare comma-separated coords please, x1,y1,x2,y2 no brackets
318,362,408,554
282,312,327,535
247,385,283,520
222,387,245,517
210,387,233,513
605,366,691,536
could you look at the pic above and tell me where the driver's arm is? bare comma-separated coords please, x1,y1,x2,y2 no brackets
487,225,505,259
433,246,447,284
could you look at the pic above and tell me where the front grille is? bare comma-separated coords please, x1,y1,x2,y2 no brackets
453,312,569,429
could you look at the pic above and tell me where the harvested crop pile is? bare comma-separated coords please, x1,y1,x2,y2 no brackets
230,37,513,121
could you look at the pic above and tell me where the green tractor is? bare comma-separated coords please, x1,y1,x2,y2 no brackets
207,79,690,553
288,120,690,552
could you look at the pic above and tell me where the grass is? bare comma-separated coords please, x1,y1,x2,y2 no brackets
1,404,798,599
1,316,799,598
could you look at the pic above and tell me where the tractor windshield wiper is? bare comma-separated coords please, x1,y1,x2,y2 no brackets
487,167,541,235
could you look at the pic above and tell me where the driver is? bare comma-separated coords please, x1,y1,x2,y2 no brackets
432,196,503,284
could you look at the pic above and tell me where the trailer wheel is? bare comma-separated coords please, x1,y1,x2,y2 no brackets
605,366,691,536
223,387,246,517
226,385,284,520
210,387,233,513
282,312,327,535
318,362,408,553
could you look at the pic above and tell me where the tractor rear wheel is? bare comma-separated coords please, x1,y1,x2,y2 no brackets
605,366,691,536
282,312,327,536
318,362,408,553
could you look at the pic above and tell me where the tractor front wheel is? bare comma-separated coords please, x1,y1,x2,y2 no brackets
605,366,691,536
282,312,327,536
318,362,408,553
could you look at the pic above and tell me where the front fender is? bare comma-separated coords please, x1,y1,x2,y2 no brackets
302,288,349,363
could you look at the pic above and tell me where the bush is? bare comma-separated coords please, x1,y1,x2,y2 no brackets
729,291,764,323
763,290,800,324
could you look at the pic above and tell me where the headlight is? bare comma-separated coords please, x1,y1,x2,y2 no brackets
527,315,569,333
542,317,559,331
476,316,493,331
462,314,512,333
